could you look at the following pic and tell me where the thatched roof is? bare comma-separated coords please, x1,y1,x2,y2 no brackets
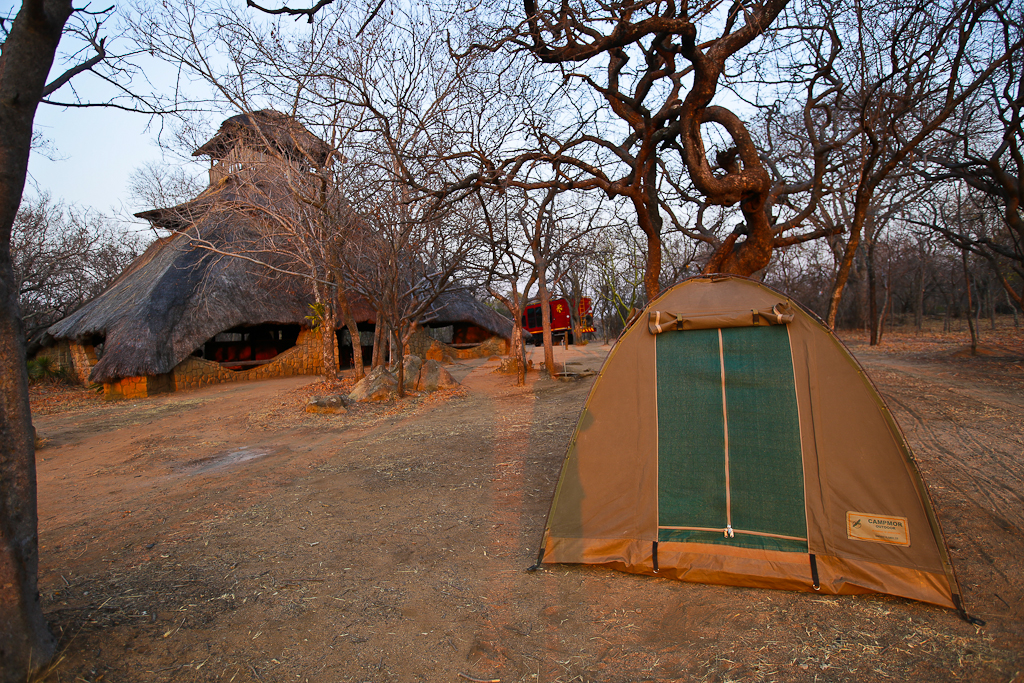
423,289,517,336
46,213,315,383
193,110,331,166
48,218,513,382
48,112,513,383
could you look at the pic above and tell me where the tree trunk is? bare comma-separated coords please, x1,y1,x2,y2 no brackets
826,196,870,329
489,285,528,387
962,250,978,356
314,287,338,380
915,242,924,334
1,3,77,679
513,318,526,385
867,238,879,345
1007,287,1020,329
633,191,663,303
989,278,996,331
336,286,363,379
320,314,338,379
704,199,776,278
875,287,890,346
371,323,383,367
0,251,56,683
511,285,528,386
537,261,555,376
393,327,405,398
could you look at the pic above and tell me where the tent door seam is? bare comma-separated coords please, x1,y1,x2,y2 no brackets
719,328,732,536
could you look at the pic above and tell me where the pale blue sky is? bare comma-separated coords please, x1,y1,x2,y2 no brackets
28,104,173,219
7,0,213,223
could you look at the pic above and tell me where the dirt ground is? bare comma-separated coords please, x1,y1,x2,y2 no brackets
27,328,1024,683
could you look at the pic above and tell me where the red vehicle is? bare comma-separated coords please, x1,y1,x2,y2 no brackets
522,297,593,345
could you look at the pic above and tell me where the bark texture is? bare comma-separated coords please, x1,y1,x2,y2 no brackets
1,1,74,679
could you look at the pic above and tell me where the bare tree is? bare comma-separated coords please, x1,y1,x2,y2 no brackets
126,161,205,212
179,127,359,380
813,0,1017,328
496,0,796,297
13,194,143,352
133,0,518,384
475,181,604,380
474,189,538,385
0,2,132,677
920,6,1024,306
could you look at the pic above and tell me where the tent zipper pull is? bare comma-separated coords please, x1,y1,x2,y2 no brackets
725,525,734,538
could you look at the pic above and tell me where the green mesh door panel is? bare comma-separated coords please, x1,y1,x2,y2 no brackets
656,329,726,529
657,325,807,552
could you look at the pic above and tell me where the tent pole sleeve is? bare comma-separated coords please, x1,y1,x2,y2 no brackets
652,541,659,573
809,554,820,591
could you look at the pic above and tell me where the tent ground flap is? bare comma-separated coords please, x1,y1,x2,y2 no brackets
542,536,955,608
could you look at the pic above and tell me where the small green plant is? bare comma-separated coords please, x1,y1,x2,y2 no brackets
26,356,70,383
27,356,54,381
305,302,326,330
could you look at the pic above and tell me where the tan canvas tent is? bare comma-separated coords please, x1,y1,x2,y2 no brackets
536,276,970,614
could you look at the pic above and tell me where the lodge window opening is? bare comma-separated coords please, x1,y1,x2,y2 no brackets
194,323,300,371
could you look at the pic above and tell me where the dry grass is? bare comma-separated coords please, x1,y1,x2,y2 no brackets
838,315,1024,358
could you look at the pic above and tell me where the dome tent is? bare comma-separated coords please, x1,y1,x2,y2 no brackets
535,275,973,617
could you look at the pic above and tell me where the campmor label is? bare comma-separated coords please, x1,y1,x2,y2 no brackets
847,512,910,546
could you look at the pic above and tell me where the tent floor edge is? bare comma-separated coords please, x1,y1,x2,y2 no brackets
543,536,958,608
952,594,986,626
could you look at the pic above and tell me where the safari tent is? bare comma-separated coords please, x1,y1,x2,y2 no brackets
536,275,967,613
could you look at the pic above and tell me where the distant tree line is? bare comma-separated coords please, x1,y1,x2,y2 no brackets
12,195,142,356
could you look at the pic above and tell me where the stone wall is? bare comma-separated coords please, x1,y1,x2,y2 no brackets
69,343,98,386
35,342,73,376
405,329,455,363
103,373,173,400
101,328,337,400
74,326,510,400
451,335,508,359
172,328,333,392
33,341,100,387
404,328,509,362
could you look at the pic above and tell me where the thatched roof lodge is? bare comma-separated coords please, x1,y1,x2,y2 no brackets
43,111,514,399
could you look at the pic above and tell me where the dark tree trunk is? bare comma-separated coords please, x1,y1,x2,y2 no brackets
1,2,75,679
989,278,996,331
336,285,363,379
962,250,978,355
915,242,925,334
393,327,405,398
868,238,880,345
1007,288,1020,329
